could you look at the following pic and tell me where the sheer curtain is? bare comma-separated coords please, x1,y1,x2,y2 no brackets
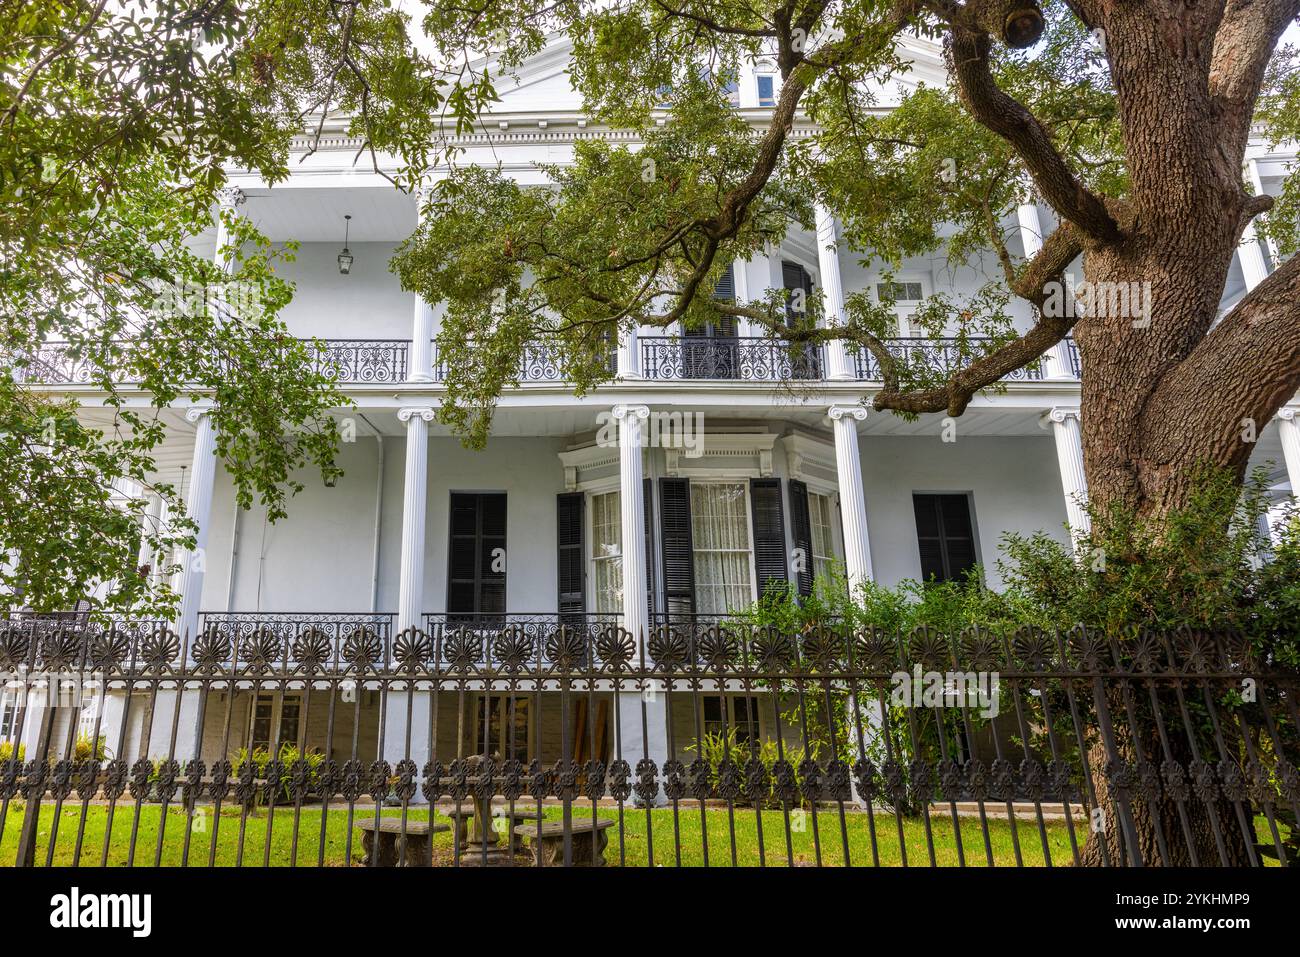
810,492,838,580
591,491,623,614
691,482,753,615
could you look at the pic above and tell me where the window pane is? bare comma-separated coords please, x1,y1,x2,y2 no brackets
691,483,752,615
809,492,838,580
252,695,274,751
591,491,623,615
278,700,301,749
757,75,775,105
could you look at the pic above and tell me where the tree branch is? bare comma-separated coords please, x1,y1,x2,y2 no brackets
1209,0,1300,155
946,24,1123,243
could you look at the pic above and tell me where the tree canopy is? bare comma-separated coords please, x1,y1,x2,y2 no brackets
397,0,1300,522
0,0,488,615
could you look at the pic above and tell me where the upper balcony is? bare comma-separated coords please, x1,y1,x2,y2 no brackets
13,335,1081,387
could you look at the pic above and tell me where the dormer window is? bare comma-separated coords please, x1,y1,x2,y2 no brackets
756,74,776,107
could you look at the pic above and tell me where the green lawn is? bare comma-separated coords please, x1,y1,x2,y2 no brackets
0,800,1085,867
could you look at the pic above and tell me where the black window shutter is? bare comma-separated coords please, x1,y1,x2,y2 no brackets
912,493,978,583
750,478,788,600
659,477,695,619
448,493,508,618
557,492,585,624
788,479,814,597
643,476,655,623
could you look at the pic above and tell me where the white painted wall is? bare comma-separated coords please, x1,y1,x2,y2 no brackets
274,241,412,341
200,435,570,616
858,434,1072,589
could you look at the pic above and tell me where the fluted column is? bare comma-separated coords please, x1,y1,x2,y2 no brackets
1238,219,1272,291
828,405,873,590
396,408,434,634
614,404,650,641
409,188,436,382
1016,195,1073,380
616,326,640,378
1242,157,1274,282
1278,409,1300,499
613,403,667,802
214,187,246,273
175,409,217,643
138,492,163,576
1043,407,1090,544
814,204,855,380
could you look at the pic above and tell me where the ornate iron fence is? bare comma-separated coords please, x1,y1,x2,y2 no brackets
640,336,825,381
0,618,1295,868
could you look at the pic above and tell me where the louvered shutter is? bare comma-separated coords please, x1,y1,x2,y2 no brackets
940,494,978,581
788,480,814,597
658,477,695,619
557,493,585,624
644,477,656,623
912,493,978,583
749,478,788,600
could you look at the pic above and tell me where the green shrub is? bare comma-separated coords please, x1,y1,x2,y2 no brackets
74,732,110,762
0,741,25,763
230,742,323,804
684,725,819,809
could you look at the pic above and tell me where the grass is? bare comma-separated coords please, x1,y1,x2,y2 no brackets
0,799,1089,867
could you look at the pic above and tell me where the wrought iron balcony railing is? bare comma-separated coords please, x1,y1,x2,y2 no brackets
13,335,1080,386
851,338,1049,382
431,341,591,384
640,336,825,381
11,340,411,386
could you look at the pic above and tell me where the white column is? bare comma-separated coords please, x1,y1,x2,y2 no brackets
1238,221,1272,292
175,409,217,642
138,492,163,576
614,405,651,642
616,325,641,378
1278,409,1300,498
827,405,873,590
814,204,855,380
1247,159,1280,268
613,403,668,802
1016,196,1073,380
214,187,246,273
409,188,436,382
1043,407,1090,544
396,408,434,634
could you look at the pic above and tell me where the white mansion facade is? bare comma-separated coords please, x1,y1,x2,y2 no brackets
7,35,1299,779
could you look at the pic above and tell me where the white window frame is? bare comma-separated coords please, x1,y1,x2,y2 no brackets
587,486,624,617
0,694,17,740
250,692,305,753
807,489,842,580
689,479,759,615
873,274,932,336
700,693,766,743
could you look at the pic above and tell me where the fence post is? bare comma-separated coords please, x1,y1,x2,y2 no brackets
16,704,55,867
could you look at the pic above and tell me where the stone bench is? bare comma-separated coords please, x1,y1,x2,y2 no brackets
437,804,535,853
354,817,449,867
513,818,616,867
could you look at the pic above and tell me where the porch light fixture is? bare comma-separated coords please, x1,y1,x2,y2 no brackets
337,214,354,275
